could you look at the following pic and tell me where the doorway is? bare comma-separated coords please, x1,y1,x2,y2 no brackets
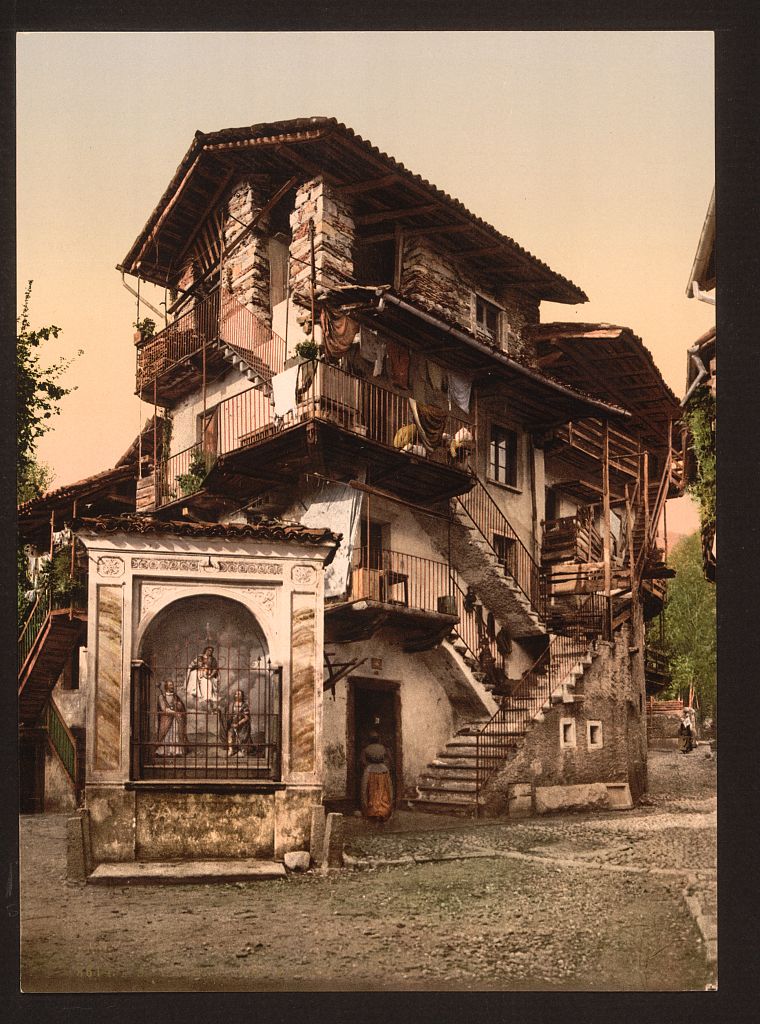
347,678,402,809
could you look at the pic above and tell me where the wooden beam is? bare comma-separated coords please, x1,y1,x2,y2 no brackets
355,203,440,226
602,419,612,640
336,173,399,196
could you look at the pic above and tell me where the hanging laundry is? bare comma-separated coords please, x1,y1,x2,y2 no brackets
410,352,427,402
320,307,360,358
386,338,410,388
447,369,473,413
426,359,446,392
270,363,300,420
359,328,386,376
409,399,447,450
298,482,363,598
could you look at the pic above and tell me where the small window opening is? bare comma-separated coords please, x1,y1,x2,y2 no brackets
475,295,500,340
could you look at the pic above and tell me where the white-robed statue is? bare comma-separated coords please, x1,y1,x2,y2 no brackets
185,645,220,707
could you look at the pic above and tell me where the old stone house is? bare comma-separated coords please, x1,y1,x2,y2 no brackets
18,117,683,862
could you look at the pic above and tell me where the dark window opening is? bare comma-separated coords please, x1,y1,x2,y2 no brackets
354,239,395,286
489,425,518,487
493,533,517,577
359,519,386,570
545,486,559,522
476,296,500,339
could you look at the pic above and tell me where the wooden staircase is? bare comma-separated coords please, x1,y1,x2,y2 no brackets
19,604,87,728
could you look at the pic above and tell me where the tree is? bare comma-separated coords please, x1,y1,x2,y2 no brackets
662,532,717,720
17,282,80,619
17,281,79,504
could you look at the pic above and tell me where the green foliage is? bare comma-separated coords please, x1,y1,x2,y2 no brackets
294,338,319,361
684,388,716,531
176,450,209,496
662,532,716,718
17,460,53,505
17,282,80,503
134,317,156,337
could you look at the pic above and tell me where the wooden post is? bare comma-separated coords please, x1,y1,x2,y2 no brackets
643,450,650,540
393,226,405,291
49,510,55,558
625,484,635,588
602,420,612,640
309,218,317,343
153,379,159,508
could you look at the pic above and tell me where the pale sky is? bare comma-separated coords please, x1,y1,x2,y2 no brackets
17,31,714,534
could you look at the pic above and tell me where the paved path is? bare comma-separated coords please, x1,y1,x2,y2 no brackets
18,748,716,992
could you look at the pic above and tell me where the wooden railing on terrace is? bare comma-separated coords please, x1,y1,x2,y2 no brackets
552,419,639,476
348,548,453,615
135,288,287,395
156,361,474,507
542,509,603,565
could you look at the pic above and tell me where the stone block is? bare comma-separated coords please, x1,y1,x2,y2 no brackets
66,815,87,881
605,783,633,809
535,783,610,815
309,805,326,867
322,812,344,869
283,851,311,872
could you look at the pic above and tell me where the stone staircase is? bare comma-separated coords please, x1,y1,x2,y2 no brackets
410,638,600,816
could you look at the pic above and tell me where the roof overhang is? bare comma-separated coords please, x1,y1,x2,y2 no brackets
119,117,587,305
686,187,716,297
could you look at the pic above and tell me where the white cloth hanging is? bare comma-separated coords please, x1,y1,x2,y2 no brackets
448,370,473,413
298,482,363,598
270,364,301,420
359,328,386,377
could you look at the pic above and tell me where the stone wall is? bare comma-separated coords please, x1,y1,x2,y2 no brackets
483,616,648,814
289,177,356,299
224,177,274,325
399,236,540,362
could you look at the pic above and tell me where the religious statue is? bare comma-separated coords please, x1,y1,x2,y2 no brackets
155,680,189,757
185,645,220,707
223,689,253,757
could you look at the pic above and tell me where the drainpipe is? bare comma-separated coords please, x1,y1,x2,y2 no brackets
692,281,716,305
120,271,166,320
681,348,709,407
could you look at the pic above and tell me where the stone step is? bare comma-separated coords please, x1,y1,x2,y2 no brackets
430,755,477,769
445,734,478,747
407,798,476,817
420,765,478,781
413,789,477,806
417,776,478,794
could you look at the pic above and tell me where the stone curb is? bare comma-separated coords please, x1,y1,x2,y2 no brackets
683,873,718,976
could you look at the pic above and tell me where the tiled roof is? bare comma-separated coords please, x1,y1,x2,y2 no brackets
72,514,340,550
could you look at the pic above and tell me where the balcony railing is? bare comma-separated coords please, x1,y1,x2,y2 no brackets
135,289,287,395
156,361,474,507
552,419,639,476
542,509,603,565
348,548,453,615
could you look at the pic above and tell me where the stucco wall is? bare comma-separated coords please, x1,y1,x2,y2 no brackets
43,746,77,813
168,368,255,457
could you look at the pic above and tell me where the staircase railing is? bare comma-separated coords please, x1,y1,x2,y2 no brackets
18,587,51,676
456,475,543,619
44,697,79,792
448,573,508,675
475,591,604,811
634,454,672,582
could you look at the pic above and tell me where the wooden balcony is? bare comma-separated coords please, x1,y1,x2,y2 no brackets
544,418,639,502
135,289,287,404
644,644,671,694
541,510,602,567
324,549,458,650
155,360,475,510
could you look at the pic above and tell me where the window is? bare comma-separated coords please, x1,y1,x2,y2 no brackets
475,295,500,341
493,533,517,577
560,718,576,748
197,405,219,457
587,721,604,749
489,425,518,487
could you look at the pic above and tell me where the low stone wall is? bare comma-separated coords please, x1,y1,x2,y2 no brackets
84,784,320,864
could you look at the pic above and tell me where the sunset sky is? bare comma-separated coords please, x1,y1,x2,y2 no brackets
16,31,714,534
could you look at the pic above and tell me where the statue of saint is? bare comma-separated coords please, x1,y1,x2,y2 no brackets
224,689,253,757
185,645,220,707
155,680,189,757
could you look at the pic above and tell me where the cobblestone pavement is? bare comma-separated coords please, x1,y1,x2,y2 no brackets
18,748,716,992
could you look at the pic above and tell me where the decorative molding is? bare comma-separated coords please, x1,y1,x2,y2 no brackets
96,555,124,578
132,557,201,571
140,583,167,616
241,588,277,616
216,561,283,575
291,564,316,586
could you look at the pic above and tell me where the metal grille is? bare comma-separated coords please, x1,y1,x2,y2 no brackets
134,650,281,780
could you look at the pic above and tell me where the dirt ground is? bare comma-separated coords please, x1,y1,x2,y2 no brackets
17,748,716,992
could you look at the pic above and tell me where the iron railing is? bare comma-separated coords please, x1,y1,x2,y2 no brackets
135,288,288,396
44,697,78,786
475,590,605,809
456,475,543,618
135,653,282,781
448,574,508,675
156,360,475,506
18,587,51,675
349,548,453,614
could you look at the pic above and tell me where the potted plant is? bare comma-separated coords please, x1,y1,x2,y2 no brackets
176,450,210,497
134,317,157,344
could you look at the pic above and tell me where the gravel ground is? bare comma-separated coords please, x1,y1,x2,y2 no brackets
18,748,716,992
